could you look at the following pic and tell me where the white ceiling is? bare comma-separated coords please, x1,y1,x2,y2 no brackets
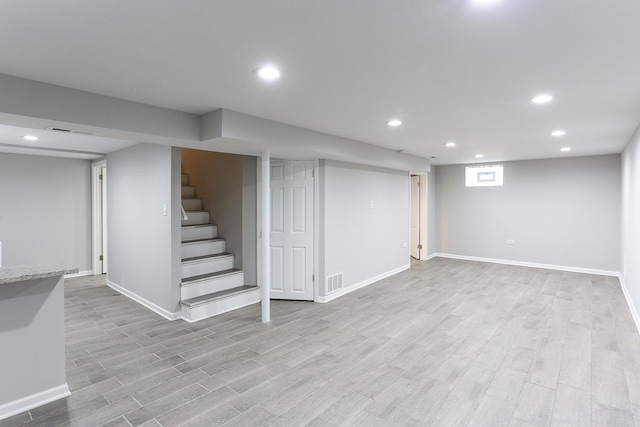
1,0,639,165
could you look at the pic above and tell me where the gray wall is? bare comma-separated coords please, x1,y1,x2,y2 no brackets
181,149,257,285
435,155,621,271
622,125,640,321
0,153,91,270
319,160,410,297
107,143,181,315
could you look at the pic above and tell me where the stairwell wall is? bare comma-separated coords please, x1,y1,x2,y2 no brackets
180,149,257,286
107,143,182,318
0,153,91,270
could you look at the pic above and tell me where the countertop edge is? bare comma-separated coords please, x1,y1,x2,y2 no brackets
0,265,78,285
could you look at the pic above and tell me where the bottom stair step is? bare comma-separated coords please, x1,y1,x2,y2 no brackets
180,286,261,322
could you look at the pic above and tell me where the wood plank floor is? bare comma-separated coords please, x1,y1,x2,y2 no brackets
2,258,640,426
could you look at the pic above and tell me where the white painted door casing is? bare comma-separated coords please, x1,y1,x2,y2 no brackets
411,175,420,260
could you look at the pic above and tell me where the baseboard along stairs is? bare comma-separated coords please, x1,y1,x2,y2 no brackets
180,173,260,322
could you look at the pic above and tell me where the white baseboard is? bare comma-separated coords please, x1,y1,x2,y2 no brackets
0,383,70,421
423,253,437,261
317,263,410,303
64,270,93,279
434,253,620,277
107,280,181,321
618,274,640,335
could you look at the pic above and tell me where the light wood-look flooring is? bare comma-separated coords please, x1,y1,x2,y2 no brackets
2,258,640,426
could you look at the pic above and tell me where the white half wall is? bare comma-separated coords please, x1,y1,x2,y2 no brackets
107,143,181,317
0,153,91,270
319,160,410,298
621,124,640,329
435,154,621,272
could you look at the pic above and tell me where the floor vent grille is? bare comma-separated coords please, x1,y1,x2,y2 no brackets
326,273,343,294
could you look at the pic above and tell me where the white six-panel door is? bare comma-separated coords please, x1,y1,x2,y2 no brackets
270,160,314,301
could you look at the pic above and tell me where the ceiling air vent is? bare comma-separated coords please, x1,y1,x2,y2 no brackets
46,126,97,136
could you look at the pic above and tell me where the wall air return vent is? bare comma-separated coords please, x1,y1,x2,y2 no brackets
326,273,343,294
46,126,97,136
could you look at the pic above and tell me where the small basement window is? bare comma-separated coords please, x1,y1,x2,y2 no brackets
465,164,503,187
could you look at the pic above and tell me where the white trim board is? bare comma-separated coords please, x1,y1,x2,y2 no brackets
0,384,70,422
318,264,410,303
434,253,620,277
618,274,640,335
64,270,93,279
107,280,181,321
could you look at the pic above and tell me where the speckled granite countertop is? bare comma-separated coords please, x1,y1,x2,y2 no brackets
0,264,78,285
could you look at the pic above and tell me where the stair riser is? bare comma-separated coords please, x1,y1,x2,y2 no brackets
181,240,226,259
181,186,195,198
181,272,244,300
181,288,261,322
181,256,234,277
181,198,202,211
181,175,189,185
182,211,209,226
181,226,217,241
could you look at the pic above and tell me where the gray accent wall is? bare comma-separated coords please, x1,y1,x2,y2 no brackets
107,143,181,315
621,125,640,322
319,160,410,297
0,153,91,270
435,155,621,271
181,149,257,285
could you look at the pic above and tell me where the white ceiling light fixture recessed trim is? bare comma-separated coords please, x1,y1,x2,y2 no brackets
531,94,553,104
22,135,39,141
551,130,566,137
560,147,571,152
255,66,281,81
387,119,402,127
444,141,457,147
475,154,485,159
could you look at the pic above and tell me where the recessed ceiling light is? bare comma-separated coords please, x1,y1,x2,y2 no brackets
531,94,553,104
387,119,402,127
560,147,571,152
551,130,566,137
475,154,485,159
444,141,456,147
255,66,281,80
23,135,39,141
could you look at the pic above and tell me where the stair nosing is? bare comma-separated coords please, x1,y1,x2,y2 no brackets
181,237,224,245
180,286,258,307
181,268,242,285
182,252,233,263
181,224,216,229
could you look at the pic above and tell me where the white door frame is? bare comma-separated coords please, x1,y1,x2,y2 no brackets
256,158,318,307
410,172,429,260
91,159,107,275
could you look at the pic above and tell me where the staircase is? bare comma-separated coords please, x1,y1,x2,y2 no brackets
180,173,260,322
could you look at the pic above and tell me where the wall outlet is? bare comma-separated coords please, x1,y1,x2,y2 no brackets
370,200,374,209
506,239,515,245
403,242,407,248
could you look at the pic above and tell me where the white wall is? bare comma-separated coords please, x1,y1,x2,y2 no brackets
181,149,258,285
436,155,621,272
107,143,181,318
319,160,410,298
0,153,91,270
621,125,640,324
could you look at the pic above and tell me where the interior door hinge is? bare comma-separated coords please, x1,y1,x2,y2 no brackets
312,274,315,282
99,255,104,261
99,174,103,180
417,244,423,250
